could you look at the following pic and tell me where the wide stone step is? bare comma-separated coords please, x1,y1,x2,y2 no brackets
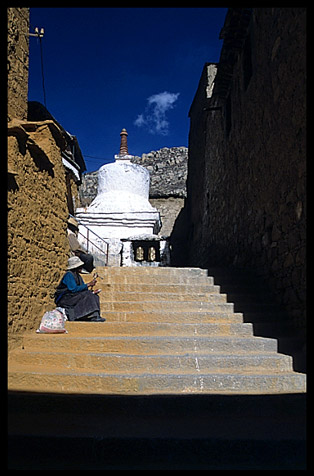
226,293,282,304
97,275,213,285
8,368,306,394
99,301,234,312
9,350,294,373
100,283,220,293
18,335,278,354
232,302,285,313
99,311,245,323
97,267,209,277
99,291,227,303
64,321,254,337
91,267,214,285
242,311,288,323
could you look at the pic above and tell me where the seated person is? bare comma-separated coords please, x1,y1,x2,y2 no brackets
67,217,94,273
54,256,105,322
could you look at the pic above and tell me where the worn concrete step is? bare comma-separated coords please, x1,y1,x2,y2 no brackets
99,310,245,323
217,282,265,293
99,301,235,312
17,335,278,354
9,350,294,373
208,267,262,283
63,321,254,337
91,267,214,285
100,283,221,294
96,275,213,285
252,321,302,337
97,267,209,277
95,266,209,274
242,311,288,323
232,302,285,313
226,293,281,304
99,277,214,286
8,368,306,394
99,291,227,303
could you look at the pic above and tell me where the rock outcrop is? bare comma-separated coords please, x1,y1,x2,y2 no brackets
132,146,188,198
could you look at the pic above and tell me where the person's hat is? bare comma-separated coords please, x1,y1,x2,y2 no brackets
67,256,85,270
68,217,79,228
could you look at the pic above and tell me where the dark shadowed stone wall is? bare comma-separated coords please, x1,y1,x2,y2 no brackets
184,8,306,332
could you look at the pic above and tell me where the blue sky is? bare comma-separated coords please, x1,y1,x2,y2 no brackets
28,7,227,172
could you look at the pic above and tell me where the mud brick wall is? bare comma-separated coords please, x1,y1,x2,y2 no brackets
8,122,70,348
186,8,306,329
7,8,29,122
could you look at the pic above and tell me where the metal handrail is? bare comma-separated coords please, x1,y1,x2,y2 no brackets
69,214,109,266
77,229,109,261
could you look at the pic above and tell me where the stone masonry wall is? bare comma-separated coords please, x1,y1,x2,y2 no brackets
8,121,70,348
185,8,306,330
7,8,29,122
78,170,98,208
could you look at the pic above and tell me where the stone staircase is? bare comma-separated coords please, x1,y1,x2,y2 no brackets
8,266,306,395
8,266,306,469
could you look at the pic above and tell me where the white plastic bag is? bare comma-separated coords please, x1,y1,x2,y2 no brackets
36,307,68,334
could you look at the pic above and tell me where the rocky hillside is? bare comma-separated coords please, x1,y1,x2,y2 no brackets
132,146,188,198
78,147,188,207
78,170,98,208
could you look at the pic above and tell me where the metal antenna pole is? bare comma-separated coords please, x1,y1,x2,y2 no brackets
29,27,46,108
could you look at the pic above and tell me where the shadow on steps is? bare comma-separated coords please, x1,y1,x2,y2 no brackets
8,391,306,470
207,267,306,374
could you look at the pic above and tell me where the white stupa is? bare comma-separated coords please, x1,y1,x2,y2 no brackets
75,129,162,265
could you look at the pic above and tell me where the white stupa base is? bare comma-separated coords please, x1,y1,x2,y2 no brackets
75,209,163,267
75,152,164,266
76,209,161,240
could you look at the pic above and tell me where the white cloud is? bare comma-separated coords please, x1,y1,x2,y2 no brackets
134,91,180,136
134,114,145,127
